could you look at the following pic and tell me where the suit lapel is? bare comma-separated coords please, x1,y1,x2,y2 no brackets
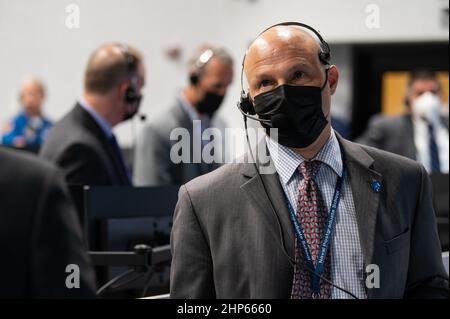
403,115,417,160
240,139,295,263
337,135,382,267
240,134,385,298
173,100,205,177
75,104,130,185
441,115,449,130
102,137,131,185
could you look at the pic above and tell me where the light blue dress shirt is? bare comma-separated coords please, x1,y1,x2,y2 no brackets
266,131,367,299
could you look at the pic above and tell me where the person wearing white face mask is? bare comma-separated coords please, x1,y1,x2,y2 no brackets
357,69,449,173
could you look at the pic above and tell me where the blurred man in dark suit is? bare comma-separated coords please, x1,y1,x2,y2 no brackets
0,146,96,298
134,45,233,186
40,43,145,185
357,70,449,173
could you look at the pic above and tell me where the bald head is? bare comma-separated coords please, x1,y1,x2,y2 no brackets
84,43,144,94
19,76,46,116
20,76,45,95
244,26,327,98
187,45,234,96
245,26,322,68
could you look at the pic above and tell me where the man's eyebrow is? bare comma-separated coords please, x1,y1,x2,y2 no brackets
252,72,271,82
286,61,311,74
251,61,310,82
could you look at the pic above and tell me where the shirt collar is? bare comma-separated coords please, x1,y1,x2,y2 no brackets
78,98,113,138
178,92,200,121
412,113,445,130
266,130,343,186
178,92,210,126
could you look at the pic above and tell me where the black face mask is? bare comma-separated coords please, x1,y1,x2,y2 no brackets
253,81,328,148
196,92,224,117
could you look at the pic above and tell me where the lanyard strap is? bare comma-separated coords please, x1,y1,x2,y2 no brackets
285,165,346,295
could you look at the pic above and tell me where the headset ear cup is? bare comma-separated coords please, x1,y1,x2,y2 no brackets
189,73,199,85
319,52,331,65
239,93,256,115
125,87,137,103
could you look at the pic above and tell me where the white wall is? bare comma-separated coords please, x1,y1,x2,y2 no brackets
0,0,448,147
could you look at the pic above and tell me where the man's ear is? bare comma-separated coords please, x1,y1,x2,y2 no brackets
327,65,339,95
247,86,254,101
117,82,128,101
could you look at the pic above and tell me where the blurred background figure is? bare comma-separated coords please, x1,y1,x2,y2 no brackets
0,147,96,298
134,44,233,186
1,76,52,151
357,69,449,173
331,116,352,140
40,43,145,186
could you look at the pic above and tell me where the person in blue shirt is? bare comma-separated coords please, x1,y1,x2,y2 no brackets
2,77,52,148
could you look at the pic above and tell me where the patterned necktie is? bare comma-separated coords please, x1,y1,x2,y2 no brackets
291,160,332,299
428,123,441,173
109,134,132,185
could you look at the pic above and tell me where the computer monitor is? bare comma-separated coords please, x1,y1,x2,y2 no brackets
73,185,179,297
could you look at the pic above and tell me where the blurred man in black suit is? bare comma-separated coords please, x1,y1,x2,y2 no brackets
0,146,96,298
40,43,145,185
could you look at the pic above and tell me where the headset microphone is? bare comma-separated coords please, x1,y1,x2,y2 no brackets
237,102,271,125
130,112,147,179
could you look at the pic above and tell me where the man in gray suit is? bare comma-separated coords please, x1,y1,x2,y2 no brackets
170,23,448,299
134,45,233,186
357,69,449,173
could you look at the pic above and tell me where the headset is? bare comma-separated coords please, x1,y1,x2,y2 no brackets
237,22,358,299
117,43,142,105
189,48,216,86
117,43,146,171
237,21,331,121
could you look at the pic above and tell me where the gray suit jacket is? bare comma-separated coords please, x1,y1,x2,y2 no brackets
357,114,449,160
134,99,220,186
170,134,449,299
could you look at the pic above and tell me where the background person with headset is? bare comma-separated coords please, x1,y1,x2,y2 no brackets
133,44,233,186
40,43,145,186
170,22,448,298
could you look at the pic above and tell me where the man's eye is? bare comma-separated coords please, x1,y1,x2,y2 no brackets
259,80,272,88
293,71,304,80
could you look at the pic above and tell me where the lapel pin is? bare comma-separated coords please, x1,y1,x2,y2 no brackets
371,180,382,193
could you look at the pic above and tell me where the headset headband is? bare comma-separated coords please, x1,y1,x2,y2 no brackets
117,43,138,75
239,22,331,94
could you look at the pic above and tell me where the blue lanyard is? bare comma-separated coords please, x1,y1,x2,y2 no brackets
285,165,346,296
